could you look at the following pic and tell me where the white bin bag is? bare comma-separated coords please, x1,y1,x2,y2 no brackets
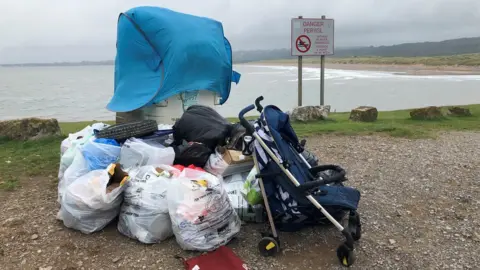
118,165,179,244
167,168,241,251
60,164,128,234
119,138,175,170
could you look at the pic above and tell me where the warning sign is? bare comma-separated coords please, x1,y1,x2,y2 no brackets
295,35,311,53
291,18,334,56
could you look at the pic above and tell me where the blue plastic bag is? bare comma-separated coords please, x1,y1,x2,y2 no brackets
82,139,121,171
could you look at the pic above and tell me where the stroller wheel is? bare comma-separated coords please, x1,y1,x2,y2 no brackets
349,211,362,241
258,237,280,257
336,244,356,267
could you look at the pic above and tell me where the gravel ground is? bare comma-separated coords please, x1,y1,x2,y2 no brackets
1,131,479,270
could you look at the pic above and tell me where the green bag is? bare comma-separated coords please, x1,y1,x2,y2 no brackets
241,167,263,205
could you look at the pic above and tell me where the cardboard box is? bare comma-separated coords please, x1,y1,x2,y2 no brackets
223,149,253,165
213,147,254,177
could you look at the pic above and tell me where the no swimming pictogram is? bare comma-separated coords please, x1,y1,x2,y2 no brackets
295,35,311,53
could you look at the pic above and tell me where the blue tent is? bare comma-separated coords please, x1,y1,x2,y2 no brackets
107,6,241,112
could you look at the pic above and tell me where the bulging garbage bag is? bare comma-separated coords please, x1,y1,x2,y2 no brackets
58,124,111,200
173,105,231,150
59,132,95,181
173,140,212,168
58,138,121,205
59,123,110,172
58,148,90,205
60,164,128,234
119,138,175,170
167,168,241,251
118,165,179,244
60,126,91,157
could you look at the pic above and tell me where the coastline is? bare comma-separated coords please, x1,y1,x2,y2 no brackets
244,61,480,76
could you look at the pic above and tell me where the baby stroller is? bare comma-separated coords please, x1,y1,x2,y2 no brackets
238,97,362,267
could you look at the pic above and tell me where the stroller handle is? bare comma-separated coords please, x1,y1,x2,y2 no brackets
255,96,264,113
239,104,256,135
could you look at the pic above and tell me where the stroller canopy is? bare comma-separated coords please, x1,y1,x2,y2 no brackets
107,6,241,112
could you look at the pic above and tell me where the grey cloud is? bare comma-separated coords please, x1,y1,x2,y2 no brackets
0,0,479,63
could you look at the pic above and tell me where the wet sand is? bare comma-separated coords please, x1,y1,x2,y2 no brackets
248,61,480,76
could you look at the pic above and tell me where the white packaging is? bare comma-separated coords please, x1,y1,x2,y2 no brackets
167,168,241,251
118,165,179,244
119,138,175,170
60,166,127,234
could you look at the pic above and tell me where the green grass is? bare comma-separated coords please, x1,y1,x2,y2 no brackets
0,121,114,190
259,53,480,67
0,178,20,191
1,105,479,189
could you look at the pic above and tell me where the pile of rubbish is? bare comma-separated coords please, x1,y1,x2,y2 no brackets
56,105,319,252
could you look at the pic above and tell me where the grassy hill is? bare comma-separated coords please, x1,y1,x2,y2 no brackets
333,37,480,57
2,37,480,67
259,53,480,67
233,37,480,64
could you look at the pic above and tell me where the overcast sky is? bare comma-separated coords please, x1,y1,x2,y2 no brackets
0,0,479,63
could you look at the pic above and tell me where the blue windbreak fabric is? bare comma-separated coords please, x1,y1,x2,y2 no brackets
107,6,241,112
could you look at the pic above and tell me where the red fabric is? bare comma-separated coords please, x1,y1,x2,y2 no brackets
173,165,186,171
172,164,206,172
182,246,249,270
187,164,206,172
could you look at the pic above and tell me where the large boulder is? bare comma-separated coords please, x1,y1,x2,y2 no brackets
0,118,61,140
349,106,378,122
410,106,443,120
448,106,472,117
290,105,330,122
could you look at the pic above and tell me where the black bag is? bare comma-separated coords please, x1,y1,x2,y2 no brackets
225,120,256,151
173,105,231,150
173,140,212,168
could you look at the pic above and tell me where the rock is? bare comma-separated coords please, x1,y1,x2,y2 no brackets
349,106,378,122
389,239,396,244
2,217,25,227
39,267,53,270
410,106,443,120
448,107,472,117
112,257,121,263
31,234,39,240
473,232,480,242
0,118,61,140
290,105,330,122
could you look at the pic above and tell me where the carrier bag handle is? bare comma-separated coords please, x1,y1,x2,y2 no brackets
298,165,347,192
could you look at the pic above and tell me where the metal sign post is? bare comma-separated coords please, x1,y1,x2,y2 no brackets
297,16,303,107
291,16,334,107
320,15,326,106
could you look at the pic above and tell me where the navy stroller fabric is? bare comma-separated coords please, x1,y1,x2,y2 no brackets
253,105,361,231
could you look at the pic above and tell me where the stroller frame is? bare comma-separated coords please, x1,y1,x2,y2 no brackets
239,96,360,267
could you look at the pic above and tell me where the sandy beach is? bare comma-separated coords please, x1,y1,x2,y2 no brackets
249,61,480,76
